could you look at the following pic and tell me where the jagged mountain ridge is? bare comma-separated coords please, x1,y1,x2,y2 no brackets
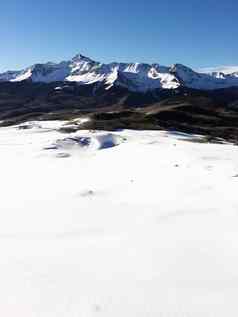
1,54,238,92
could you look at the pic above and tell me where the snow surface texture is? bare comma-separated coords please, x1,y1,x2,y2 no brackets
1,121,238,316
1,53,238,91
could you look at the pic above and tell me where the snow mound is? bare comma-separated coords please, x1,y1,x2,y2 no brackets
17,122,42,130
44,133,125,153
44,136,91,151
94,133,125,150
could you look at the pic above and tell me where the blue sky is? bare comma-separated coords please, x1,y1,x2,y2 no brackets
0,0,237,71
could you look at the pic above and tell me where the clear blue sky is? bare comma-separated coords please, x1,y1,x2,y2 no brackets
0,0,237,71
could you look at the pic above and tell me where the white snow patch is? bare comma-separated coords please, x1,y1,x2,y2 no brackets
11,68,32,82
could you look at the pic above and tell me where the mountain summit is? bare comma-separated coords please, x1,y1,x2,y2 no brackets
1,54,238,92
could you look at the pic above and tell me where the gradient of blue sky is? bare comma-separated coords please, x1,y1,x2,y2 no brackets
0,0,237,71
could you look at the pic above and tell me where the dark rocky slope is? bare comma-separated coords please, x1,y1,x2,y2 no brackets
1,82,238,142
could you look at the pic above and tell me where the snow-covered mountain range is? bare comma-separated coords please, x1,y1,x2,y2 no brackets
1,53,238,92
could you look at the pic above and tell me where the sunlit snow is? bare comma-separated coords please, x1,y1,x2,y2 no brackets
1,122,238,316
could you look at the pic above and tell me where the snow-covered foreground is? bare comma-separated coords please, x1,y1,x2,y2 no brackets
1,121,238,316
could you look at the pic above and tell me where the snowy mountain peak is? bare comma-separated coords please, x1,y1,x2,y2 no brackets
0,54,238,92
199,66,238,75
170,64,198,77
72,53,95,63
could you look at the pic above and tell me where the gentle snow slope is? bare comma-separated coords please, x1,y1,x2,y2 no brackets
1,122,238,316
